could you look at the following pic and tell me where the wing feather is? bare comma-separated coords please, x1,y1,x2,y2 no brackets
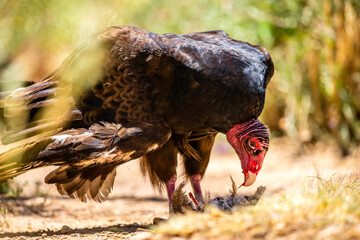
40,121,171,202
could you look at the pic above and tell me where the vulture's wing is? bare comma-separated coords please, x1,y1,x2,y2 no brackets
0,121,171,202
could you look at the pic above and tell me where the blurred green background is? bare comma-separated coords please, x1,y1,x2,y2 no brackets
0,0,359,154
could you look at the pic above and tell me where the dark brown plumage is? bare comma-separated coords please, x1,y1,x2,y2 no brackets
0,26,274,211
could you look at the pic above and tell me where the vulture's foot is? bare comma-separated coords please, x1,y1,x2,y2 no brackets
171,182,200,214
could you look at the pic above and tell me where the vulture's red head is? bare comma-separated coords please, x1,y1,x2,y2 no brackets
226,119,270,188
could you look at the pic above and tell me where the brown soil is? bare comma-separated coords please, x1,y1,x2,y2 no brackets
1,138,359,239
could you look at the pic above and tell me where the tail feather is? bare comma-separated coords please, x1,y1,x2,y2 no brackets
0,138,53,181
2,122,59,144
45,164,117,202
2,109,83,144
1,76,83,144
2,80,56,102
1,78,58,141
4,98,57,117
0,123,120,202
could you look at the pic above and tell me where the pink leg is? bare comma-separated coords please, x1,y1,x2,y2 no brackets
166,174,177,213
190,174,205,204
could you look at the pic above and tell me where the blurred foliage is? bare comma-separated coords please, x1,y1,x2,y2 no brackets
0,179,11,194
0,179,24,198
0,0,359,153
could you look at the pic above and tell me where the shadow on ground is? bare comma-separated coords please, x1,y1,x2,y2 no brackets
0,223,151,238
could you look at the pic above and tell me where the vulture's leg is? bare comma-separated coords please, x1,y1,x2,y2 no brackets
166,174,177,213
184,134,217,204
190,174,204,204
141,139,178,212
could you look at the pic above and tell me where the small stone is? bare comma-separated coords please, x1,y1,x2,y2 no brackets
16,237,27,240
60,225,72,233
108,226,118,232
153,217,166,225
132,232,152,240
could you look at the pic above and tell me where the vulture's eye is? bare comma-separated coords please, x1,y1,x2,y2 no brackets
249,140,257,148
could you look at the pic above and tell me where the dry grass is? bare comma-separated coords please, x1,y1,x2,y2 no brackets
154,176,360,240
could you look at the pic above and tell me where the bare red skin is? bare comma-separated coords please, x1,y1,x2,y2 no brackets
226,119,269,188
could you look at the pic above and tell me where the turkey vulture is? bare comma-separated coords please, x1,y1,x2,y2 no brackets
0,26,273,211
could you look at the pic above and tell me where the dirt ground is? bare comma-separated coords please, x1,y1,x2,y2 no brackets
1,138,359,239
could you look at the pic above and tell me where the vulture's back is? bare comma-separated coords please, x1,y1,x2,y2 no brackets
1,25,273,142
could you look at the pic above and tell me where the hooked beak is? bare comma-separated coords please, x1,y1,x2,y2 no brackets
240,171,257,188
238,149,264,188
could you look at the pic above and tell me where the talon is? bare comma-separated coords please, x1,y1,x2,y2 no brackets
188,192,199,209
